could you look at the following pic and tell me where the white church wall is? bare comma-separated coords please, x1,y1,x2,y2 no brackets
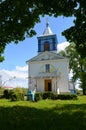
55,59,69,93
43,59,69,93
37,79,44,92
29,57,69,93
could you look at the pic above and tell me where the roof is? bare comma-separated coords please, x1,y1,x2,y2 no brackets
42,20,53,36
26,51,68,63
3,86,14,89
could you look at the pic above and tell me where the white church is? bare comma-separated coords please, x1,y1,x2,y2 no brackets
26,21,70,94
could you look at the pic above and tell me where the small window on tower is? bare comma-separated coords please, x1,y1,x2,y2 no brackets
44,43,50,51
45,64,50,72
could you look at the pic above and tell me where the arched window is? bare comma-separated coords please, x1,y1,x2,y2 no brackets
44,43,50,51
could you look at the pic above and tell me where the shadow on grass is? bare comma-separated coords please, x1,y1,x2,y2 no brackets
0,103,86,130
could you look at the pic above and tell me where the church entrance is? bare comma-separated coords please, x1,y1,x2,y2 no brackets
44,79,52,91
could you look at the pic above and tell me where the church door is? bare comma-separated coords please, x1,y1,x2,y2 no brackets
44,79,52,91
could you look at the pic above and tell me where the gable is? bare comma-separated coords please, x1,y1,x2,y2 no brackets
26,51,67,63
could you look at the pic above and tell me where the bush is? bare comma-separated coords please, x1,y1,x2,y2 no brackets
42,92,77,100
35,92,42,101
0,87,5,98
10,91,24,101
42,92,54,100
57,94,77,100
9,89,24,101
76,89,83,95
3,89,9,99
9,91,17,101
22,88,28,96
53,94,58,100
0,87,4,95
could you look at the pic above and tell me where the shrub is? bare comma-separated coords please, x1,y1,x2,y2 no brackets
0,87,4,98
76,89,83,95
42,92,77,100
22,88,28,96
42,92,54,99
53,93,58,100
10,92,24,101
0,87,4,95
9,92,17,101
35,92,42,101
3,89,9,99
9,89,24,101
57,94,77,100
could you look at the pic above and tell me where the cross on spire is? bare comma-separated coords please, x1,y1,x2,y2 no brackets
43,18,53,35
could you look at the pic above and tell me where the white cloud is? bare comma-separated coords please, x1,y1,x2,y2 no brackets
16,65,28,72
57,42,70,52
0,65,28,88
1,66,28,79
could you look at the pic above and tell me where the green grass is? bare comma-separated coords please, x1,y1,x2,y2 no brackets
0,96,86,130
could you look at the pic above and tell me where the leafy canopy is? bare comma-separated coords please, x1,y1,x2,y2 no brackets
0,0,86,61
60,43,86,95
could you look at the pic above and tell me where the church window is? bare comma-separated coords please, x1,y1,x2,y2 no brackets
45,64,50,72
44,43,50,51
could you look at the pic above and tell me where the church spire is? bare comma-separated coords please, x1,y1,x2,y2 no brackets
37,19,58,53
43,19,53,35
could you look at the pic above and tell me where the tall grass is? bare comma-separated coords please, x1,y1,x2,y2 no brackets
0,96,86,130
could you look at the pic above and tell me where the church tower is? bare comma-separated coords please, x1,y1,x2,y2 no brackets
37,20,58,53
26,19,70,95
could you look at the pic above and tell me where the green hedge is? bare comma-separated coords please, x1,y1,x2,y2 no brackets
3,90,77,101
42,92,54,99
35,92,42,101
34,92,77,101
57,94,77,100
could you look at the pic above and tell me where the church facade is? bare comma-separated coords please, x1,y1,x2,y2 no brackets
26,21,69,94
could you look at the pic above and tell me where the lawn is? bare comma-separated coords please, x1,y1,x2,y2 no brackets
0,96,86,130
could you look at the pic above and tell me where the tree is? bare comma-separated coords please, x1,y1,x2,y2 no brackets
0,0,86,61
62,1,86,58
60,43,86,95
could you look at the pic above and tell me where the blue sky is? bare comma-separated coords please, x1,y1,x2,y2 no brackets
0,15,75,88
